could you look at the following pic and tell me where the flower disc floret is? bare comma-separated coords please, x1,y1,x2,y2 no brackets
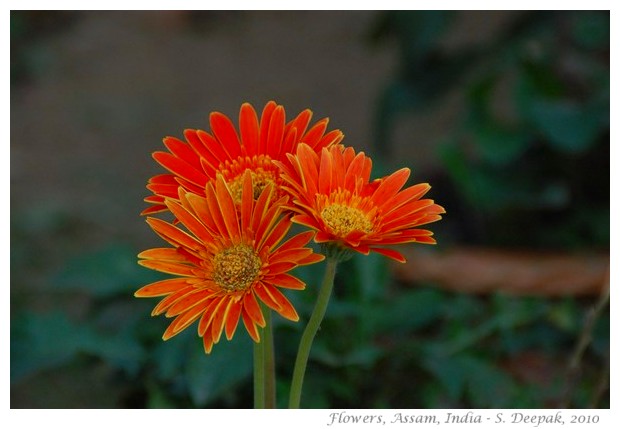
223,155,279,203
320,204,373,237
212,244,262,292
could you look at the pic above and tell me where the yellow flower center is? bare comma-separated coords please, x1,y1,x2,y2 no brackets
320,204,373,237
219,155,279,204
227,168,277,203
212,244,262,292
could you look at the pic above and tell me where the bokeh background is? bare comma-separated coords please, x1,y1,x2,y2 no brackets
10,10,609,408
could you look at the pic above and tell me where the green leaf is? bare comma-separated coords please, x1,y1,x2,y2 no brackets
79,329,146,377
422,353,516,407
461,356,516,407
152,329,194,381
571,11,609,49
439,141,494,209
474,123,530,165
438,140,470,187
517,60,565,100
373,287,444,336
310,343,383,368
54,243,164,298
146,383,178,409
184,333,252,406
11,311,146,382
466,73,531,165
530,99,602,153
421,353,467,399
11,312,83,382
297,369,333,408
353,252,389,301
547,298,580,333
343,345,384,367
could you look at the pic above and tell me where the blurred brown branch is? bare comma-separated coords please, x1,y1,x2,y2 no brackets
560,269,609,407
394,246,609,296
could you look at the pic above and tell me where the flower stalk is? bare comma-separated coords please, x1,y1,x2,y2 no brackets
253,336,265,408
289,257,339,408
254,305,276,408
263,306,276,408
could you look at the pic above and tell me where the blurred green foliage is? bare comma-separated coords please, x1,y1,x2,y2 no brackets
10,238,609,408
370,10,609,249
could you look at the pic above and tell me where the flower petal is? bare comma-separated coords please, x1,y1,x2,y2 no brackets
152,151,207,187
381,183,431,214
243,291,266,327
265,261,297,275
166,288,216,317
151,285,196,316
285,108,312,141
165,199,214,244
183,129,220,171
210,111,241,159
269,248,313,265
196,130,230,166
277,230,315,253
197,297,227,338
269,273,306,290
256,283,299,321
372,168,410,204
297,252,326,265
241,308,260,343
203,333,215,353
318,147,334,194
239,102,260,155
205,181,232,239
259,215,291,250
184,192,219,234
138,259,195,277
259,101,277,153
146,217,203,251
134,278,192,297
266,105,285,158
301,118,328,149
138,248,186,262
163,136,201,167
225,300,243,340
370,247,407,263
240,170,254,233
215,176,241,241
162,301,209,340
211,297,232,344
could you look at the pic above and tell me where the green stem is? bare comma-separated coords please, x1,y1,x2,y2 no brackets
263,307,276,408
253,305,277,408
253,332,265,409
289,258,338,408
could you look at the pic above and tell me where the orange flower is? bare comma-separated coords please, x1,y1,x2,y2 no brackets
276,144,445,262
143,101,344,215
135,172,324,353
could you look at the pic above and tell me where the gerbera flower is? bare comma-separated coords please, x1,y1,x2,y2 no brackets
135,172,324,353
276,143,445,263
143,101,344,215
